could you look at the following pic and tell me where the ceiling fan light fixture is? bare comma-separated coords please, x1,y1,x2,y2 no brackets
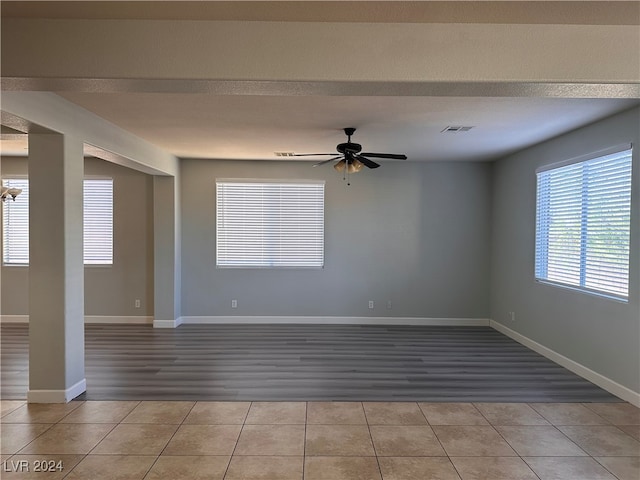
334,158,363,174
349,159,364,173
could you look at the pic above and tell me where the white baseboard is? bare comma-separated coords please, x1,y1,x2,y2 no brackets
1,315,153,324
490,320,640,407
85,316,153,324
2,315,490,327
153,317,184,328
179,316,491,326
27,378,86,404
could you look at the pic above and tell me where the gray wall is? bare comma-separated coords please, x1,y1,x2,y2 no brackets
180,159,492,319
491,106,640,392
1,156,154,317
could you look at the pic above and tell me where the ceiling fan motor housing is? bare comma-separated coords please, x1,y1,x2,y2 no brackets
337,142,362,155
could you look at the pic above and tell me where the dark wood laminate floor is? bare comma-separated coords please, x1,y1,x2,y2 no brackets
1,323,620,402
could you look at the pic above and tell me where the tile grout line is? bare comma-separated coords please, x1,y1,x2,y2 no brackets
139,401,199,479
55,403,92,480
0,401,27,419
78,400,140,478
4,400,137,479
474,402,596,480
361,401,384,480
54,401,121,480
303,401,308,480
591,456,626,480
220,401,252,480
416,401,460,478
473,403,545,480
533,401,637,480
134,401,160,480
489,426,544,480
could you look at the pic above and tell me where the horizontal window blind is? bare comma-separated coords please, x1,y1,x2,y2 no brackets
216,180,324,268
2,178,113,265
83,179,113,265
535,147,632,300
2,179,29,265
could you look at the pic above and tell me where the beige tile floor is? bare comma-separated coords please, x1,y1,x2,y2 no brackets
0,400,638,480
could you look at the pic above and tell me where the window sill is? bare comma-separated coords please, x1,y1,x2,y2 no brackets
534,278,629,304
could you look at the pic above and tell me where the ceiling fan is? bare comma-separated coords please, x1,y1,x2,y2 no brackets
292,128,407,183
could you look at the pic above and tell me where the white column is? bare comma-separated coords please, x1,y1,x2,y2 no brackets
153,175,181,328
28,133,86,403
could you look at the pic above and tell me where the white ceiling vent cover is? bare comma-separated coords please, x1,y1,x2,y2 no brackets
441,126,474,133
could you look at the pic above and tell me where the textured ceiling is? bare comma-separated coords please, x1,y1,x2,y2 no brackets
52,93,638,162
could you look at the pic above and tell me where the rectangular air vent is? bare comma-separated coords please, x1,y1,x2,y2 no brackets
441,126,474,133
274,152,296,157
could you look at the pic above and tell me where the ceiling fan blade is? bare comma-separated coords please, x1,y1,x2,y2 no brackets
355,155,380,169
291,153,337,157
313,156,342,167
361,152,407,160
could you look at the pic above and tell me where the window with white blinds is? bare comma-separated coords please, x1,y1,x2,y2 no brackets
535,146,632,300
2,178,29,265
216,180,324,268
2,178,113,265
83,179,113,265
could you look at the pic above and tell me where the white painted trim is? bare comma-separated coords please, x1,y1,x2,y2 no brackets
153,317,184,328
491,320,640,407
27,378,86,404
1,315,153,324
179,316,491,326
2,92,178,176
85,316,153,324
0,315,29,323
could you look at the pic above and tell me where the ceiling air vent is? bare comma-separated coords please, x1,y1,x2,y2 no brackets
441,126,474,133
274,152,296,157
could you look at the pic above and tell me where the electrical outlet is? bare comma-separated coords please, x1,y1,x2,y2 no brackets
508,311,516,322
134,299,140,308
387,300,392,309
231,299,238,308
368,301,374,309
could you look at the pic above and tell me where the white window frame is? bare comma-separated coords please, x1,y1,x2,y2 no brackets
2,177,114,266
534,144,633,301
83,178,114,265
216,179,325,268
2,177,29,266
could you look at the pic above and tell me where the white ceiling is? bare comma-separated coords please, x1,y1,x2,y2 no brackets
1,1,638,163
3,94,637,162
41,93,637,162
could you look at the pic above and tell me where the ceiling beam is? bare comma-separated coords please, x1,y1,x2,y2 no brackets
1,92,178,175
2,78,639,99
1,1,638,26
2,20,638,84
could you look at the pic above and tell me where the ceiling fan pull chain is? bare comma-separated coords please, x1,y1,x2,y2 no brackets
346,158,351,186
